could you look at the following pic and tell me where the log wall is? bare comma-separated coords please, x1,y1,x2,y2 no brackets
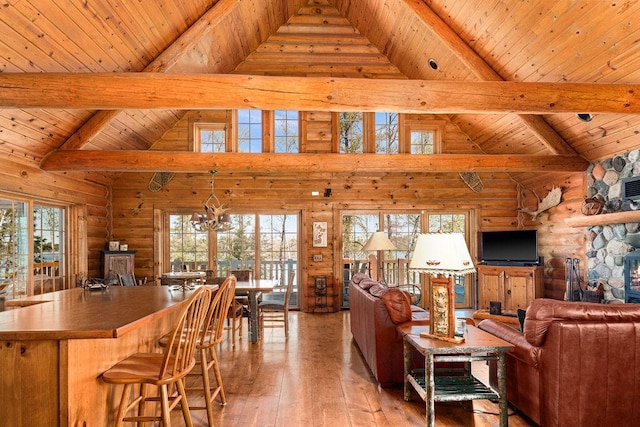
0,156,110,280
110,110,531,312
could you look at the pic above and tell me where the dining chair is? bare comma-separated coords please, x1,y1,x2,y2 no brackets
101,286,211,427
259,271,295,337
226,297,244,347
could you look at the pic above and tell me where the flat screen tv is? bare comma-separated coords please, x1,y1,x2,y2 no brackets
480,230,539,265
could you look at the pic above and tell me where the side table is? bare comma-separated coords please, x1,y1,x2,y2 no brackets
403,324,513,426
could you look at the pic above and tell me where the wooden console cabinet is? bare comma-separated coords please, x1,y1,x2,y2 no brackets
101,250,136,279
477,265,543,313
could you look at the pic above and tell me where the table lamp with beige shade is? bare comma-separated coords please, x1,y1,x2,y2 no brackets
409,232,476,343
362,231,397,284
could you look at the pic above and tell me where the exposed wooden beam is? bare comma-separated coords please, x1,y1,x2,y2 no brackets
2,73,638,114
59,0,241,150
401,0,576,155
40,150,589,173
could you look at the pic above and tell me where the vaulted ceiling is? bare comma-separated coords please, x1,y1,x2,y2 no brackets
1,0,640,177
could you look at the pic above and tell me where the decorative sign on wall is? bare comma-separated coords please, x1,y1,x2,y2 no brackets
312,222,327,247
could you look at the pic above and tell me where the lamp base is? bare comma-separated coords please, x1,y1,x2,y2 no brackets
419,332,465,344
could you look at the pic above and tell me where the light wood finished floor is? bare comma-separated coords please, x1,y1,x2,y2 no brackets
172,311,535,426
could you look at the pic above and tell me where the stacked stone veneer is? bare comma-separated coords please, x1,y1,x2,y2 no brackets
586,150,640,303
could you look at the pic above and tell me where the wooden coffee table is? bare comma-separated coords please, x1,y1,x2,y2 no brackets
403,324,513,426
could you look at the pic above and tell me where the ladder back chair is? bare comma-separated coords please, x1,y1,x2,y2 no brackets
259,271,295,337
101,286,211,427
189,276,237,426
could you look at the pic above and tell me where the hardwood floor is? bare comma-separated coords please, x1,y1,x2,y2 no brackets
172,311,536,426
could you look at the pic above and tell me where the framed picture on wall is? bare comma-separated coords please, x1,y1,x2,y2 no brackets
312,222,327,247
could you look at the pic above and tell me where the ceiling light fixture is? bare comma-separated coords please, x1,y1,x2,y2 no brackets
190,170,232,233
577,113,593,122
428,58,439,70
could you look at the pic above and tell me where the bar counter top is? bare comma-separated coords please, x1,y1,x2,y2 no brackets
0,286,194,341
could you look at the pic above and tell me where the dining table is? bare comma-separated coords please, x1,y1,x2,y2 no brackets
235,279,277,343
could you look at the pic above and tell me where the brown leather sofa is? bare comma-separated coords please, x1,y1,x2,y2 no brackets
478,298,640,427
349,274,429,387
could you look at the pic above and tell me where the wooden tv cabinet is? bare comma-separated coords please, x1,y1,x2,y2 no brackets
477,264,544,313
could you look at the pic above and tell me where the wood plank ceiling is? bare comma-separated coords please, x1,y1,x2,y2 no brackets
1,0,640,177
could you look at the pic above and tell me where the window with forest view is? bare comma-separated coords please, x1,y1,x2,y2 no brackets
374,112,399,153
274,110,299,153
410,130,435,154
0,198,67,299
0,199,28,299
341,211,471,308
339,112,363,153
33,205,66,294
196,123,226,152
167,213,299,306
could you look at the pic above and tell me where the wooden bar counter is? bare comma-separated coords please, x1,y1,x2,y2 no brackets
0,286,198,426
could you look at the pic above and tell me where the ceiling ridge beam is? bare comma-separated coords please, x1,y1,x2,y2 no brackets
401,0,576,155
40,150,589,173
58,0,241,151
2,73,639,114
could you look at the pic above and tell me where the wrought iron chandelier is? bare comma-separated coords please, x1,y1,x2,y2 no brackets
190,170,232,232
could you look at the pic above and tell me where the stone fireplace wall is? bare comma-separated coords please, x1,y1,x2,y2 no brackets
586,149,640,303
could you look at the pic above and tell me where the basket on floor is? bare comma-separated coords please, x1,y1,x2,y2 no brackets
582,282,604,303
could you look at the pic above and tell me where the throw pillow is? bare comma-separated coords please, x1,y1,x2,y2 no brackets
358,278,378,290
368,283,388,298
381,288,412,324
350,273,369,285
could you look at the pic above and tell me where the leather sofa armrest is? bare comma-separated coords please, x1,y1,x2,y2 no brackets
478,319,539,367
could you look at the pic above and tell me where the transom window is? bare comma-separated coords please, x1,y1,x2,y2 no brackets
274,110,299,153
338,112,364,153
410,130,435,154
195,123,226,153
374,112,399,154
237,109,263,153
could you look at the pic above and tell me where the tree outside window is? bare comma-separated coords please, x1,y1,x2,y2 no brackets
339,112,363,153
374,112,399,153
410,130,435,154
196,123,226,153
274,110,299,153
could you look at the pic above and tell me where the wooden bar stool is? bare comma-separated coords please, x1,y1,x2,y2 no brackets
189,276,237,426
101,286,211,427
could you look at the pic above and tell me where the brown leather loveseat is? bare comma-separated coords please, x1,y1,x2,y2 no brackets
478,298,640,426
349,273,429,387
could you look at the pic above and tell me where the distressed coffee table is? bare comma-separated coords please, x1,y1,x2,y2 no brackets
403,324,513,426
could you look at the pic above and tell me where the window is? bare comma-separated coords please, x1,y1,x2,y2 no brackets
0,196,68,299
274,110,299,153
338,112,363,153
410,130,435,154
237,109,263,153
374,112,399,153
341,210,472,308
33,205,66,295
166,212,299,306
428,212,471,306
195,123,226,153
0,198,28,299
406,121,444,154
168,214,209,272
215,214,256,274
